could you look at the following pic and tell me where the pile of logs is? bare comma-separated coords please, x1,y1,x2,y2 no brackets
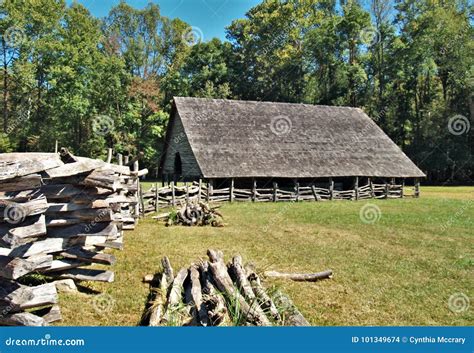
154,202,224,227
0,150,147,326
142,250,313,326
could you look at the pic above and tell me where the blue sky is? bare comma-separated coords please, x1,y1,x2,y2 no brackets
67,0,261,40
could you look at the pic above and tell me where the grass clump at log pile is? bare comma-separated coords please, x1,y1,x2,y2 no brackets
56,186,473,326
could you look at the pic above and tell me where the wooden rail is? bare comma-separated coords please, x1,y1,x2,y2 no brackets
141,179,416,214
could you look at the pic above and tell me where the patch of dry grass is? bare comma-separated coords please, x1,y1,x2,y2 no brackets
57,187,473,326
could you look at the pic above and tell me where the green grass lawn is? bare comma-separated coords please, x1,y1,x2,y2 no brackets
57,186,473,326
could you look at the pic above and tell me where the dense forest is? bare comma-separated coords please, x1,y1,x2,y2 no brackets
0,0,472,183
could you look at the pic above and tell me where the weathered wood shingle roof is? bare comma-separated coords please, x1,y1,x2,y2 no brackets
170,97,425,179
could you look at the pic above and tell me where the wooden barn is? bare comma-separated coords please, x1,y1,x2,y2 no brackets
158,97,426,201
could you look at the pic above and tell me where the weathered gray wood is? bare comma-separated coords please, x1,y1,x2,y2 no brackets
47,222,119,239
0,153,63,181
155,183,159,212
149,273,167,326
228,255,255,301
252,179,257,202
1,215,47,248
106,148,113,164
273,182,278,202
161,256,174,286
329,178,334,200
198,261,228,326
46,208,113,223
355,177,359,201
0,254,53,280
82,170,121,191
369,178,375,198
311,185,321,201
0,174,42,192
263,270,333,282
246,265,281,321
0,312,46,326
190,264,209,326
229,178,234,203
55,268,114,283
46,200,110,213
295,181,300,202
1,196,48,221
415,178,420,198
39,184,112,201
168,268,188,307
0,281,59,311
42,304,62,324
59,147,78,163
45,159,103,179
207,249,271,326
197,179,202,202
171,181,176,206
272,290,310,326
60,247,116,265
41,259,88,273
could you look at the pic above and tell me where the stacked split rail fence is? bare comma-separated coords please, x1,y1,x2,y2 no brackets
0,149,148,326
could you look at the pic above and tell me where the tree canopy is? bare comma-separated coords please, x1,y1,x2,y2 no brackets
1,0,472,182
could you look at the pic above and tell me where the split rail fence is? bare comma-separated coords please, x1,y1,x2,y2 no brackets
141,178,420,214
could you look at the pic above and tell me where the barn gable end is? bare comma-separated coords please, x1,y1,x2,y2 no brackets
161,110,201,181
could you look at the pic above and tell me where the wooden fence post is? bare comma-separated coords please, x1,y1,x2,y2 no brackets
155,182,159,212
106,148,113,164
295,180,300,202
401,179,405,198
209,179,214,202
198,179,202,201
54,140,58,154
384,181,389,199
171,181,176,206
206,180,210,203
355,176,359,201
414,178,420,198
311,184,320,201
185,182,189,202
134,161,141,217
124,155,130,166
229,178,234,203
273,182,278,202
117,153,123,166
369,178,375,198
329,178,334,201
252,178,257,202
